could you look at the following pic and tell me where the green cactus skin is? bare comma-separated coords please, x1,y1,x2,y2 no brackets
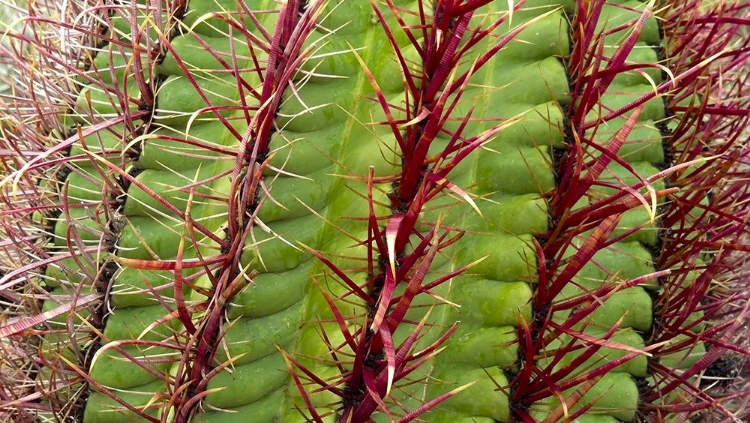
530,1,669,418
407,2,573,420
1,0,746,422
46,0,670,420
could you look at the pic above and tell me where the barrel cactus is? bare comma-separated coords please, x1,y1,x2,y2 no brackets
1,0,748,422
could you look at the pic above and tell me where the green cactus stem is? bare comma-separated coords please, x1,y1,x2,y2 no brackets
0,1,748,422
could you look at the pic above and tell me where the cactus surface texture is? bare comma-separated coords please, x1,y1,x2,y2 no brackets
1,1,749,422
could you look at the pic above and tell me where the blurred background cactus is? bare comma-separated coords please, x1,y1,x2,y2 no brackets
1,1,749,422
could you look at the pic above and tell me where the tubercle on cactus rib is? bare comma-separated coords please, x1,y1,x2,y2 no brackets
1,0,749,422
522,1,673,419
87,2,280,422
31,44,145,416
201,1,407,419
518,0,745,420
32,4,179,423
404,2,571,421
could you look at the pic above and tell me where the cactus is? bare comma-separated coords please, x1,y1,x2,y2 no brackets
1,0,749,422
